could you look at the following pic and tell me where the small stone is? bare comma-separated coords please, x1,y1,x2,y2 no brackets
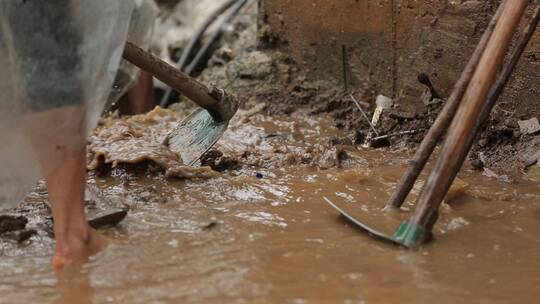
444,178,469,203
216,47,234,61
523,149,540,168
237,51,273,79
478,138,488,147
471,159,484,171
518,118,540,135
201,149,239,172
318,147,339,169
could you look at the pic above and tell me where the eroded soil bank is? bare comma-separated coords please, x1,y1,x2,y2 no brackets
1,107,539,303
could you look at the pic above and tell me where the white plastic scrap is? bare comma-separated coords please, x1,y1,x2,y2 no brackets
518,118,540,135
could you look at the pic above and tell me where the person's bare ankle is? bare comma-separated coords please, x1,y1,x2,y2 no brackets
52,225,109,270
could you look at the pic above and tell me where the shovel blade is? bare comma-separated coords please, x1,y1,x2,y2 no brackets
168,108,228,165
324,197,403,247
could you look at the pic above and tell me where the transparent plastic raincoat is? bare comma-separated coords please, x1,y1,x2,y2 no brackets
0,0,157,209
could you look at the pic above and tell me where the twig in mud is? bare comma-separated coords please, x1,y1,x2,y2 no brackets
349,93,380,136
371,129,425,141
341,45,382,138
341,46,381,137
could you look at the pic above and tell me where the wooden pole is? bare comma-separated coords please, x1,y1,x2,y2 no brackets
123,42,224,117
408,0,529,232
476,5,540,135
384,1,507,210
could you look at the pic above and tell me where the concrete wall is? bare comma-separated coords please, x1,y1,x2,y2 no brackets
259,0,540,117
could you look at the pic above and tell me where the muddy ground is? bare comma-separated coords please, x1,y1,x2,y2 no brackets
1,1,539,303
1,106,540,303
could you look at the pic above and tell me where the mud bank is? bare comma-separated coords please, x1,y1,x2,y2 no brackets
194,0,540,175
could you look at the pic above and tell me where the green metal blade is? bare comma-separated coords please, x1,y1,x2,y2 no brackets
323,197,404,247
168,108,228,166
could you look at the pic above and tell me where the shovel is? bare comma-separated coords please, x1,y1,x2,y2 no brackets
327,0,537,248
122,42,239,165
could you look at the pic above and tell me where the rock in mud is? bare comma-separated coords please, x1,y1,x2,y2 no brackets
88,107,218,179
236,51,273,79
0,215,27,234
317,146,348,169
470,158,484,171
444,178,469,204
200,149,240,172
521,148,540,168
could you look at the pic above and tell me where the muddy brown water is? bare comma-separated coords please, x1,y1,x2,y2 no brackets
1,109,539,303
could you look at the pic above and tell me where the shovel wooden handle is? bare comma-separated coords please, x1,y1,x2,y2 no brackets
122,42,220,113
409,0,529,228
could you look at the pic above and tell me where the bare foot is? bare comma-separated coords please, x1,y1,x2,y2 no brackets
52,227,109,270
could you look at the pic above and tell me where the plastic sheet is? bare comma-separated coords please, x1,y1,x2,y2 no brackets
107,0,158,108
0,0,151,209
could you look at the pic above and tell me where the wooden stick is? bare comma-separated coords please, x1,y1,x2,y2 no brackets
384,1,507,210
408,0,529,229
123,42,220,113
476,5,540,135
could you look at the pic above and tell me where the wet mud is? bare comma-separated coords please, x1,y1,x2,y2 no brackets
197,0,539,174
1,106,539,303
88,107,217,179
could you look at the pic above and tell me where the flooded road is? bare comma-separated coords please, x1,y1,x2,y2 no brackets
1,108,539,303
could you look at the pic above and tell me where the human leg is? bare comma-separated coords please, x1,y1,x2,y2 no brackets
45,146,108,270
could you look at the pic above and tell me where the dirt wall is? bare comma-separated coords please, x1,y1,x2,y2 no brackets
258,0,540,118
